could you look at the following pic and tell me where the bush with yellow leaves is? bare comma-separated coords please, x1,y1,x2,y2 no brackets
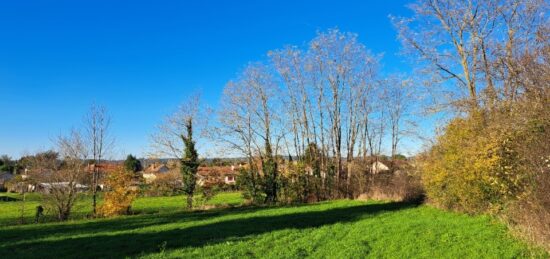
99,169,138,217
419,111,528,214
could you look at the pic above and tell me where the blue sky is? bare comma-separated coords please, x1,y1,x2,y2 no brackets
0,0,417,159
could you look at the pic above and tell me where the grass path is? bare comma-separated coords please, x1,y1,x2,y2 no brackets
0,198,546,258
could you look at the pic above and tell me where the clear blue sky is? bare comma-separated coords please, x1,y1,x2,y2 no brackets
0,0,416,159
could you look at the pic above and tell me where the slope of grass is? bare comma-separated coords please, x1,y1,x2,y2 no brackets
0,192,242,226
0,197,546,258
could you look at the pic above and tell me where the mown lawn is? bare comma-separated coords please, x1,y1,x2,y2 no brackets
0,195,546,258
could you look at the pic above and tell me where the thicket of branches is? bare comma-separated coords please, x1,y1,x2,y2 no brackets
22,131,88,221
216,29,418,203
393,0,549,249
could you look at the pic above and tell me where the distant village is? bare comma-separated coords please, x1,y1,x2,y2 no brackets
0,156,407,195
0,158,239,194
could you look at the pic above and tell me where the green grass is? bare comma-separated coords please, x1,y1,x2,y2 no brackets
133,192,243,215
0,194,546,258
0,192,243,226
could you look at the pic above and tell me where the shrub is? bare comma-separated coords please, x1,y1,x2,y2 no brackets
236,167,264,203
359,171,423,203
143,171,182,197
278,162,315,204
504,118,550,251
192,184,220,209
419,112,528,213
420,107,550,250
508,177,550,251
99,169,138,217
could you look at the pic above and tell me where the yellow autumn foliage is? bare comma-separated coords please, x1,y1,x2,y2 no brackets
99,169,138,217
419,112,527,214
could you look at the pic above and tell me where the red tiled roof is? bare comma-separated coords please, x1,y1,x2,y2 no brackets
85,163,123,173
197,166,235,177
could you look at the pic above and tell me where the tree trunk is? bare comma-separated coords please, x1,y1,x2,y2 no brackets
186,194,193,209
92,169,98,215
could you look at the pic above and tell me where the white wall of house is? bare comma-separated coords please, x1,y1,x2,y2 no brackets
224,175,236,185
142,173,157,183
371,161,389,174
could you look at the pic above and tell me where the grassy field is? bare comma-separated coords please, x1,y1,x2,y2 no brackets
0,193,546,258
0,192,243,226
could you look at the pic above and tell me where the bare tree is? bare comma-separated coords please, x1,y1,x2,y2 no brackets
216,77,262,200
307,29,381,197
384,75,415,167
150,95,201,158
150,94,206,208
84,104,114,216
217,63,282,203
221,30,384,199
392,0,487,110
392,0,548,111
29,130,88,221
219,29,415,200
270,46,310,159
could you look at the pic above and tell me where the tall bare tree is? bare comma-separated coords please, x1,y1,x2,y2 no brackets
218,63,282,203
221,30,385,199
307,29,380,197
270,47,310,160
150,94,206,208
384,75,415,167
84,104,114,216
392,0,548,111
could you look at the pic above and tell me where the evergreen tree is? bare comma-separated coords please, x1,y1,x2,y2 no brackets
0,155,15,173
180,119,199,209
123,154,142,173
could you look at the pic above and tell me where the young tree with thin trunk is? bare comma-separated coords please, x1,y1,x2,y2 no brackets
384,75,414,167
84,104,113,216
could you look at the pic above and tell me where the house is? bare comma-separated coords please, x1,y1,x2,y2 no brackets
86,163,124,174
224,174,236,185
141,163,171,183
197,166,237,187
145,163,170,174
35,182,88,194
371,161,390,174
139,163,238,187
7,182,35,193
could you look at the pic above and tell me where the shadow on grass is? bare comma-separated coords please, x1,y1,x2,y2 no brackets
0,201,418,258
0,206,249,241
0,196,18,202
